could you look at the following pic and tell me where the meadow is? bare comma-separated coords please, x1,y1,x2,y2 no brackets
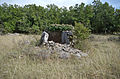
0,34,120,79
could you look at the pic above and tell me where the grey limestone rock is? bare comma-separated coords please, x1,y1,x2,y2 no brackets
75,53,81,58
59,51,70,59
40,41,88,59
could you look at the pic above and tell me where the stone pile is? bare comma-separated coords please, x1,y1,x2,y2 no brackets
44,41,88,59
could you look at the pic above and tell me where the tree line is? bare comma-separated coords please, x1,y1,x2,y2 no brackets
0,0,120,34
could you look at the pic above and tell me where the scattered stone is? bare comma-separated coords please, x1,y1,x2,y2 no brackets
79,52,88,57
24,40,30,45
14,33,20,35
59,51,70,59
108,36,120,41
42,41,88,59
7,33,20,36
48,41,55,46
27,50,51,60
75,53,81,58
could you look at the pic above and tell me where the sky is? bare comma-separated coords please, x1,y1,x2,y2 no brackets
0,0,120,9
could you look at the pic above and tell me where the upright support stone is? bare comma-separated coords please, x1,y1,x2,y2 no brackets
61,31,73,44
39,31,49,45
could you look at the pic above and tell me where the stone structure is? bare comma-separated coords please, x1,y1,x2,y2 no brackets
39,31,49,45
38,29,88,59
48,31,62,43
45,41,88,59
47,31,73,44
61,31,73,44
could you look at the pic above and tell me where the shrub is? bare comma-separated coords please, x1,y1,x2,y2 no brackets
46,24,73,32
73,22,91,50
74,22,91,40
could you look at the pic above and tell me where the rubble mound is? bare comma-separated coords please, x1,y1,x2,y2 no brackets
44,41,88,59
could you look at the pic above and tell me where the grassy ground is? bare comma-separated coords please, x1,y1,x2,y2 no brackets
0,34,120,79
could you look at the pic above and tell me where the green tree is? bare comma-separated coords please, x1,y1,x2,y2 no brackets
91,0,115,33
114,9,120,32
0,2,119,34
46,4,61,24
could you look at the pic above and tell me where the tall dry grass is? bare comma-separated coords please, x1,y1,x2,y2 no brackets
0,34,120,79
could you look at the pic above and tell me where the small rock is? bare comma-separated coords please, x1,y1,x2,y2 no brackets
75,53,81,58
7,33,20,36
48,41,55,46
14,33,20,35
39,50,51,59
69,48,74,53
39,40,88,59
24,40,30,45
79,53,88,57
59,51,70,59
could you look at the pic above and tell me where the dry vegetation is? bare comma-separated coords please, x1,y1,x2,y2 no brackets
0,34,120,79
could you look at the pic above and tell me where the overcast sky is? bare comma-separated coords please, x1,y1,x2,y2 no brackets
0,0,120,9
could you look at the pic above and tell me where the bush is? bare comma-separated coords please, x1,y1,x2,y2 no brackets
73,22,91,50
74,22,91,40
46,24,73,32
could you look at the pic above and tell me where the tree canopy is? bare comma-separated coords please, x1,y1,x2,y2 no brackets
0,0,120,34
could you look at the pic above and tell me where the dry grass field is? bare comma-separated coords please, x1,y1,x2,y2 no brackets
0,34,120,79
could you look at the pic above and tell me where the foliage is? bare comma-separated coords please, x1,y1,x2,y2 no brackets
114,9,120,32
74,22,91,40
0,1,120,34
0,19,5,34
91,1,115,33
46,24,73,32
